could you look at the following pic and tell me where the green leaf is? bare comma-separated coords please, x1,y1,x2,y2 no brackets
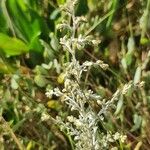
134,66,141,85
106,0,118,28
0,62,12,73
121,57,127,69
131,114,142,132
11,75,19,89
114,95,123,116
0,33,29,56
121,51,133,69
56,0,66,5
40,39,55,60
50,9,60,20
4,88,11,101
50,33,60,51
125,52,133,66
6,0,47,52
127,37,135,53
0,7,8,33
11,79,18,89
34,74,48,87
34,65,49,75
140,37,150,45
28,31,42,52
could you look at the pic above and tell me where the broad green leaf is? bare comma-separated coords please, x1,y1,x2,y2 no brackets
6,0,33,41
0,7,8,33
6,0,47,52
16,0,26,12
0,33,29,56
28,31,42,52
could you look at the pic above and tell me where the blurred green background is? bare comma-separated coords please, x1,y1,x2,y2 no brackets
0,0,150,149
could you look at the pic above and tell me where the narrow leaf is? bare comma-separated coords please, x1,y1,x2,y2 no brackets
134,66,141,85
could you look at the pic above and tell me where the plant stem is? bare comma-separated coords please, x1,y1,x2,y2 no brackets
0,116,24,150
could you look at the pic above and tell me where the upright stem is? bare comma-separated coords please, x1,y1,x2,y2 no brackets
71,5,77,63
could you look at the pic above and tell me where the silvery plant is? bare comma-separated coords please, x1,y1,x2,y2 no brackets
45,0,127,149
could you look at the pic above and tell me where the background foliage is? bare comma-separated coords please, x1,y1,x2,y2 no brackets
0,0,150,149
